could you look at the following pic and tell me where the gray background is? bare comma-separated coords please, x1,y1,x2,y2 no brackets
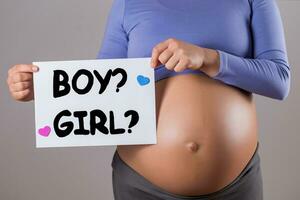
0,0,299,199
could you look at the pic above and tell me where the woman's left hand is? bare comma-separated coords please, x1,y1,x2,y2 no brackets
150,38,220,76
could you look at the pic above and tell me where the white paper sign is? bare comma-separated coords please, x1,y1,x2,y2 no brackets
33,58,157,148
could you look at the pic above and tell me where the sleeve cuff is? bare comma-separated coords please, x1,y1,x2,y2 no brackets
211,49,228,79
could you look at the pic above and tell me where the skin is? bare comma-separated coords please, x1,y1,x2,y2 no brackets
7,64,38,101
117,38,258,196
7,38,258,197
150,38,220,77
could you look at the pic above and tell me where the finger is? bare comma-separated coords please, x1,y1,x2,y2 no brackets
9,64,39,75
158,49,173,65
151,40,169,67
12,88,31,101
174,58,189,72
9,81,32,92
11,72,33,83
165,54,180,71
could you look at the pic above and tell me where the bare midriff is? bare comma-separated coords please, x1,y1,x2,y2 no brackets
116,73,258,196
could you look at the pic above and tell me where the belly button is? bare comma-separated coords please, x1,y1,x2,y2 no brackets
186,142,200,152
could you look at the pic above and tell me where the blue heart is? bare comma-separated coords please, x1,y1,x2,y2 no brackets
137,75,150,86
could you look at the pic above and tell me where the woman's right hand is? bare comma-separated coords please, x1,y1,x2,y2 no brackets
7,64,39,102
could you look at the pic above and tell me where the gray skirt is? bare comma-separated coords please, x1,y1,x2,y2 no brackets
111,142,263,200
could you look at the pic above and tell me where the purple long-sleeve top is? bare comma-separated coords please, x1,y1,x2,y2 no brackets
97,0,291,100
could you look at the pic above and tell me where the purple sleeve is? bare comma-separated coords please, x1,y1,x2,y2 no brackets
96,0,128,59
211,0,291,100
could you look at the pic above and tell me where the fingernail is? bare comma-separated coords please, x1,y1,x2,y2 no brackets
32,66,39,72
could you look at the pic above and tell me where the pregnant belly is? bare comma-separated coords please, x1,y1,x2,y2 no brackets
116,73,258,196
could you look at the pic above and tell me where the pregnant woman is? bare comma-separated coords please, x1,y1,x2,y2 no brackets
7,0,290,199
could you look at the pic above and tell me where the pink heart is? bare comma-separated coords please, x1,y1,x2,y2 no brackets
38,125,51,137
